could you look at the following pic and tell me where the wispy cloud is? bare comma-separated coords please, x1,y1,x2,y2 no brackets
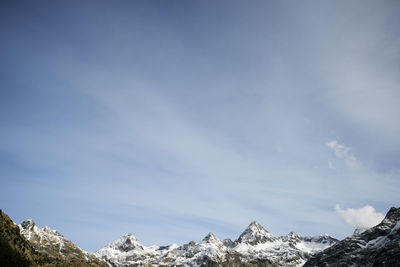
335,205,384,229
327,140,361,169
328,160,334,169
1,0,399,251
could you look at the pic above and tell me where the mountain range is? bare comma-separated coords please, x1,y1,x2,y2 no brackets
1,207,399,266
94,221,336,266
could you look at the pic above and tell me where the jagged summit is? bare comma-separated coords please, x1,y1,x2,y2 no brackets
245,221,269,234
383,206,400,222
19,220,65,242
17,217,106,266
121,232,138,242
124,232,135,238
283,231,302,243
110,233,137,243
107,233,144,252
94,232,178,267
287,231,300,239
202,232,221,244
20,219,35,230
20,219,61,235
236,220,277,245
248,221,264,230
0,211,45,266
304,207,400,267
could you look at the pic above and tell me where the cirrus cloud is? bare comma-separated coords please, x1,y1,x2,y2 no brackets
327,140,362,169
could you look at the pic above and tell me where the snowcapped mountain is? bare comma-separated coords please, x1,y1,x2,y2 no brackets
95,233,179,266
19,219,103,265
353,227,368,236
6,207,399,266
95,221,338,267
230,223,336,267
235,221,277,245
304,207,400,267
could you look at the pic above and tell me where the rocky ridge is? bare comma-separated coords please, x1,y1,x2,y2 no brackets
19,219,104,265
4,207,399,267
304,207,400,267
0,209,107,267
0,209,44,266
95,221,337,267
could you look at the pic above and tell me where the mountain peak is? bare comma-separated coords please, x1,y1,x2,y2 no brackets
245,221,266,234
248,221,262,229
304,207,400,267
16,217,104,266
287,231,299,238
370,207,400,233
21,219,35,230
202,232,221,244
236,221,277,245
384,207,400,222
203,232,216,240
123,233,136,239
111,233,144,252
287,231,301,241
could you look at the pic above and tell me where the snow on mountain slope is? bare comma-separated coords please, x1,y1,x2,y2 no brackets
304,207,400,267
19,220,66,255
235,221,277,245
95,222,338,267
161,232,227,266
95,233,179,266
19,219,100,263
232,230,335,266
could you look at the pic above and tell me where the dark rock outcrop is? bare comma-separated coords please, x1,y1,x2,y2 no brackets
304,207,400,267
0,209,108,267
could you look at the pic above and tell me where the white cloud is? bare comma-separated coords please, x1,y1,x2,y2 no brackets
335,204,384,229
327,140,361,168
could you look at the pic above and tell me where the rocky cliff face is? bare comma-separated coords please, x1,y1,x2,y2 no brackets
0,209,107,267
0,209,45,267
304,207,400,267
19,219,103,265
95,221,337,267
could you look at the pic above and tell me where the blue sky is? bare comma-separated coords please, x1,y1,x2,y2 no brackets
1,0,400,252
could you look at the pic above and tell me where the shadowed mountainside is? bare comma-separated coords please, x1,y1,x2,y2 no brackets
304,207,400,267
0,209,107,267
